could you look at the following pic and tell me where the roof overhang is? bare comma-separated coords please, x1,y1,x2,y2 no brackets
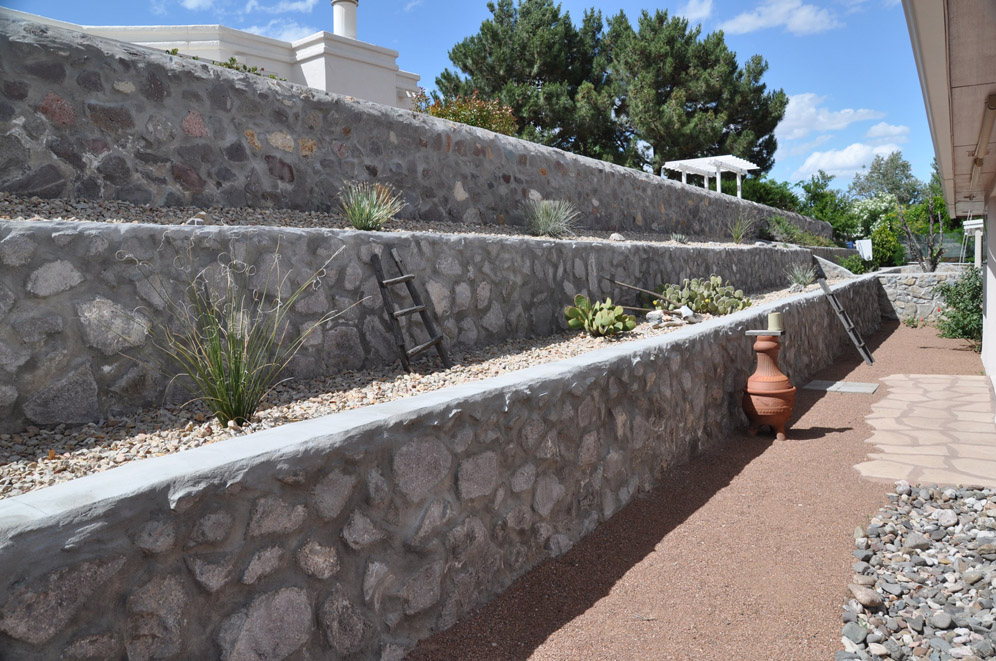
903,1,996,218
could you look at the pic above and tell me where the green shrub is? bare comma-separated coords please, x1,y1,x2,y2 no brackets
564,295,637,337
765,216,836,247
412,88,517,136
652,275,752,315
339,181,406,231
871,221,905,267
727,214,757,244
523,199,580,238
936,267,983,348
838,254,871,275
125,238,349,426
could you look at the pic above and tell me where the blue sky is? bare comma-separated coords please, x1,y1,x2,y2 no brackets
5,0,928,192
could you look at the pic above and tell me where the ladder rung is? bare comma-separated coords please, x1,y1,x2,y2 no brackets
407,335,443,357
393,304,426,318
383,274,415,286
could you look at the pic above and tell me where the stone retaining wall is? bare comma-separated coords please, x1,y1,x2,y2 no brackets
875,267,964,321
0,276,882,660
0,219,825,433
0,16,830,240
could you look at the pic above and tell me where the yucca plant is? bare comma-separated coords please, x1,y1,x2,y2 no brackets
727,214,757,244
339,181,406,231
671,233,689,244
124,236,352,426
523,199,580,238
785,263,817,287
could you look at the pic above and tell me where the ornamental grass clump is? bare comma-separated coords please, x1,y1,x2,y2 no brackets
727,214,757,244
339,181,406,231
785,263,817,287
523,199,580,238
122,236,350,426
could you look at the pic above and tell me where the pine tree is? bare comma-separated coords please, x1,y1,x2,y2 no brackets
436,2,785,173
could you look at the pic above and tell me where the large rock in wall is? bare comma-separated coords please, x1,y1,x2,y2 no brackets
0,15,830,239
0,219,826,433
0,277,882,660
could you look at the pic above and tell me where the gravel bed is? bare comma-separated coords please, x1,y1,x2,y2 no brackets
1,192,765,248
0,279,820,501
840,482,996,661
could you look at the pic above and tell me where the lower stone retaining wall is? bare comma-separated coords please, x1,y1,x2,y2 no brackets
876,266,964,321
0,277,882,659
0,220,822,433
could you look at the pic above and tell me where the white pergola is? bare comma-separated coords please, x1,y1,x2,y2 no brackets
662,155,760,198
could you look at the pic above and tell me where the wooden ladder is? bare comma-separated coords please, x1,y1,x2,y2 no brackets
371,248,453,372
812,256,874,366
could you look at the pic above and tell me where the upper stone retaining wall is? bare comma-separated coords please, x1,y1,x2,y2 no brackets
0,277,882,660
0,219,825,433
0,16,831,240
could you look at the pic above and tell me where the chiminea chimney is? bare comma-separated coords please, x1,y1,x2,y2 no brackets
331,0,358,39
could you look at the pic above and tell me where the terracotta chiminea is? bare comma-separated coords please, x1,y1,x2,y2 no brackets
743,312,796,440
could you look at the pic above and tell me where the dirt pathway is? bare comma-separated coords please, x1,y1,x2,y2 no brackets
409,322,985,660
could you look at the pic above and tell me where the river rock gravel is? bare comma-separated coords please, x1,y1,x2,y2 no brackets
839,482,996,661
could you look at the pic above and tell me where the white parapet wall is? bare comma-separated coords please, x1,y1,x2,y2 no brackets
0,6,420,109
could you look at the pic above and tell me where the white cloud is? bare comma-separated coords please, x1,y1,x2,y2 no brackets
404,0,424,11
244,0,318,13
776,93,885,141
150,0,168,15
676,0,713,22
792,142,901,179
865,121,909,143
784,134,832,156
719,0,842,35
244,18,318,41
180,0,216,9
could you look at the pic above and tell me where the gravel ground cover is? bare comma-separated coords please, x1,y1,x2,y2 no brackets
0,192,752,247
0,280,815,501
840,483,996,661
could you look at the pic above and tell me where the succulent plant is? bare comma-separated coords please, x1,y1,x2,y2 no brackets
651,274,752,316
564,294,637,337
671,233,689,244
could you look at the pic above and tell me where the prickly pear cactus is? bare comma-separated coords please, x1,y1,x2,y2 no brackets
565,294,637,337
651,274,751,315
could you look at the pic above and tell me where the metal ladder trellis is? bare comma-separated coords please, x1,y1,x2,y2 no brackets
812,256,875,366
371,248,453,372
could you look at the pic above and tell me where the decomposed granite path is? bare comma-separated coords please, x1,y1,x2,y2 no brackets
855,373,996,487
409,322,986,660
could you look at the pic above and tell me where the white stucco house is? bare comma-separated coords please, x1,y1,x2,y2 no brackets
903,1,996,392
0,0,419,109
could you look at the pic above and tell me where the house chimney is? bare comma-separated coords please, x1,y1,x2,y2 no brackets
332,0,358,39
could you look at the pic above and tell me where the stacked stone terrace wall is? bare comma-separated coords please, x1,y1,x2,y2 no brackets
0,219,825,433
875,266,966,322
0,276,882,660
0,16,830,240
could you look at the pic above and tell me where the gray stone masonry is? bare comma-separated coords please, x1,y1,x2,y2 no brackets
0,219,828,433
0,276,882,659
0,15,830,240
875,266,966,322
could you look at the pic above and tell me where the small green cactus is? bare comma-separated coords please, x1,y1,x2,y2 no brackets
651,274,752,315
565,294,637,337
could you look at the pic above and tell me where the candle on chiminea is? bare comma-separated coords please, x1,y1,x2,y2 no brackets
767,311,783,333
742,311,795,440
